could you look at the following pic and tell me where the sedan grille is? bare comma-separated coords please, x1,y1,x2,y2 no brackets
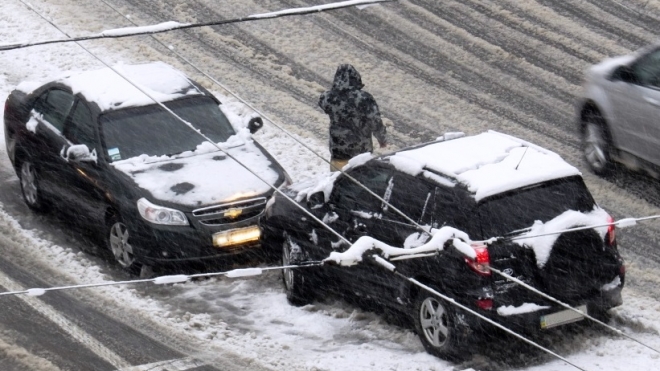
192,197,267,226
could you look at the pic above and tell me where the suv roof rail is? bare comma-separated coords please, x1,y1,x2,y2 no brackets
384,131,466,156
438,131,465,142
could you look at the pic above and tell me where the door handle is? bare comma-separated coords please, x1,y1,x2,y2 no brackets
644,96,660,107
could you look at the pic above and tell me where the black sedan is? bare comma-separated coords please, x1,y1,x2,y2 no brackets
260,131,625,360
3,62,289,275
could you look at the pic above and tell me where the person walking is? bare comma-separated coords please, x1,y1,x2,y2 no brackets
319,64,387,171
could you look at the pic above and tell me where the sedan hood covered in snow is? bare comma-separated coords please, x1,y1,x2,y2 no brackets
111,138,281,208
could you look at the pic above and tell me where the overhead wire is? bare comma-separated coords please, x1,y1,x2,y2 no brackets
0,0,576,357
6,0,659,368
92,0,438,238
0,0,397,51
389,266,590,371
488,266,660,355
12,0,355,248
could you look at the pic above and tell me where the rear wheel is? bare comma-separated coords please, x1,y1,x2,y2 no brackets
19,158,47,211
582,111,612,175
282,236,314,306
414,288,469,361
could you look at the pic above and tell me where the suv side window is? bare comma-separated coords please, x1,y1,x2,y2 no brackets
64,101,96,148
34,89,75,132
433,186,475,234
384,173,435,225
633,49,660,89
331,165,391,213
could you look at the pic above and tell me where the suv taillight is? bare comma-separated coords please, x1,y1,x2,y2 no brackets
606,215,616,246
465,243,491,276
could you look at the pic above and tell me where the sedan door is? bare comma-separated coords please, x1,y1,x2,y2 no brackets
58,99,109,229
28,89,75,200
628,48,660,165
608,48,660,164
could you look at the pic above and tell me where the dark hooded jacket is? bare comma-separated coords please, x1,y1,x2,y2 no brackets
319,64,387,160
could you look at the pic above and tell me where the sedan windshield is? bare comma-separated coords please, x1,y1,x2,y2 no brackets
477,176,596,238
100,96,236,161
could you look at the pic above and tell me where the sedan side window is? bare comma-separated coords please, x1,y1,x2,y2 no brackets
34,89,75,132
633,49,660,89
64,101,96,148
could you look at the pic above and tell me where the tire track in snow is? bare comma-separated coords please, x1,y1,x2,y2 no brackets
276,0,581,146
535,0,654,49
119,0,443,147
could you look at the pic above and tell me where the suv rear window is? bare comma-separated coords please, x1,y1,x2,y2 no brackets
477,176,596,238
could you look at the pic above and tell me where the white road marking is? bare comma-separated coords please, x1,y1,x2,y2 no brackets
0,268,130,369
115,357,207,371
0,336,62,371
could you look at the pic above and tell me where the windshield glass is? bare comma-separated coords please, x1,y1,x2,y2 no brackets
100,96,236,161
477,176,596,238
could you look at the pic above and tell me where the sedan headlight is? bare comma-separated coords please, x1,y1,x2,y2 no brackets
137,198,189,226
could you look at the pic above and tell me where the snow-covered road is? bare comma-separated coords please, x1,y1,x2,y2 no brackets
2,0,660,370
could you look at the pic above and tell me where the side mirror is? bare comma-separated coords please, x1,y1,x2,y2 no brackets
247,117,264,134
64,144,97,163
307,191,326,210
611,65,637,84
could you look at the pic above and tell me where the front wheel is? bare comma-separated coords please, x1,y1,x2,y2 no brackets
582,113,612,175
282,237,314,306
414,289,469,361
107,217,139,273
19,159,47,212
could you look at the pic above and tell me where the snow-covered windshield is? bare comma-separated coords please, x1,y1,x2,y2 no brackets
100,96,235,161
477,176,596,238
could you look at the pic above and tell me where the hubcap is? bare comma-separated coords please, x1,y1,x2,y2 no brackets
20,162,38,206
282,242,294,290
109,222,135,268
584,123,608,171
419,297,449,347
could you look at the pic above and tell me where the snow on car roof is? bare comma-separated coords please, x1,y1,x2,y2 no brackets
39,61,202,111
390,131,582,201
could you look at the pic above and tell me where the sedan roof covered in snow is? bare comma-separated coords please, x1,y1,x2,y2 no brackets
389,131,582,201
19,61,204,111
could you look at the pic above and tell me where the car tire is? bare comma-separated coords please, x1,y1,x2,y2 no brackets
413,288,469,361
587,304,612,324
107,216,139,273
282,236,314,306
582,111,612,175
18,157,47,212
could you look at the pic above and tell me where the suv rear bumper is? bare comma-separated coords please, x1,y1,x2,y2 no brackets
454,284,623,337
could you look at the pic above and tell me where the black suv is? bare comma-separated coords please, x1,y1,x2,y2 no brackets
4,62,289,274
260,131,625,360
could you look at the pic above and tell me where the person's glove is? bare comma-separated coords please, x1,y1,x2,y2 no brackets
379,141,387,148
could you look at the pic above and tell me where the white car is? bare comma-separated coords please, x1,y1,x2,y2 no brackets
577,43,660,176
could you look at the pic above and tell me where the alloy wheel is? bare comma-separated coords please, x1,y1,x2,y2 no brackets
282,241,295,291
20,161,39,207
419,297,449,348
109,222,136,268
584,122,609,173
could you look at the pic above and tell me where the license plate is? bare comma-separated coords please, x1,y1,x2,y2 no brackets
540,305,587,329
212,226,261,248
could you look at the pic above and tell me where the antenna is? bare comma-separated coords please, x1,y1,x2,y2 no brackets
515,146,529,170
